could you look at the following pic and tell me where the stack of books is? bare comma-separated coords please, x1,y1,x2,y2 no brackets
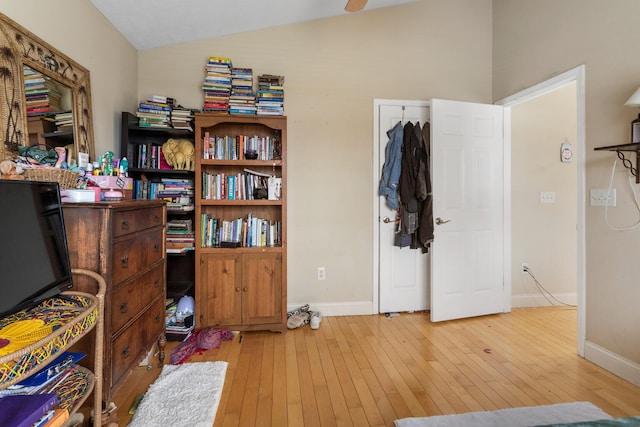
54,111,73,132
202,56,232,114
136,95,173,128
166,218,195,254
23,66,62,116
170,107,195,130
158,177,194,213
229,67,256,115
256,74,285,116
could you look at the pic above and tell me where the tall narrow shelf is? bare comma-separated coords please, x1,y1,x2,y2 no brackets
120,111,196,300
194,113,287,332
594,143,640,183
0,268,105,426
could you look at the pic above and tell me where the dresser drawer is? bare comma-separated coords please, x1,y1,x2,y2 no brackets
110,262,164,333
111,296,165,388
112,228,164,284
113,206,164,238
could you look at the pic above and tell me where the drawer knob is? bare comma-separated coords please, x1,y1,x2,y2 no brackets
121,255,129,268
154,279,160,287
154,214,160,223
120,302,128,313
121,345,130,359
235,287,240,292
153,242,159,252
155,313,161,323
121,220,130,230
243,287,248,292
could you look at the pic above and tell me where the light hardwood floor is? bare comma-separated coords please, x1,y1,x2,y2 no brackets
113,307,640,426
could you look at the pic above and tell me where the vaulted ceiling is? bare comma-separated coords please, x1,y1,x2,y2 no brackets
89,0,419,50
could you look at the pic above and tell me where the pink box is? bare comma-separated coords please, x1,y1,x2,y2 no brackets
88,176,133,190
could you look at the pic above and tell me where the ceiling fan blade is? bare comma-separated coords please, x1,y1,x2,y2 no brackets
345,0,368,12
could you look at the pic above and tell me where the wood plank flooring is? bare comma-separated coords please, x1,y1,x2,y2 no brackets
113,307,640,426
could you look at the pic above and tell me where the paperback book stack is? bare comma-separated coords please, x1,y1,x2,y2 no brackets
229,67,256,115
54,111,73,132
170,107,195,130
256,74,285,116
23,66,62,116
157,177,194,213
202,56,232,114
136,95,174,128
166,218,195,254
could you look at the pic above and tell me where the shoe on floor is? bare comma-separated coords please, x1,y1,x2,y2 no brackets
287,311,310,329
287,304,310,318
310,311,322,330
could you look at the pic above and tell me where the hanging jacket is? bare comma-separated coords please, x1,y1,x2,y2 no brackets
379,121,404,210
419,122,434,250
399,121,420,214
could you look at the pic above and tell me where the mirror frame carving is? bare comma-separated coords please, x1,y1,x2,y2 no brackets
0,12,94,161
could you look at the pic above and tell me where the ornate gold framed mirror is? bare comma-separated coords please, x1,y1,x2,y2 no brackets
0,12,94,163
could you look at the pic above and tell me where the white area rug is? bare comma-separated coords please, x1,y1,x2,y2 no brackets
395,402,611,427
128,361,228,427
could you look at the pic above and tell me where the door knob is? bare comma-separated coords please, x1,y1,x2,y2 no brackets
435,217,451,225
382,217,392,223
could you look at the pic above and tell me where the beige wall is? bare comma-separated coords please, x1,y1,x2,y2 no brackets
3,0,638,385
494,0,640,375
0,0,139,156
511,83,577,307
138,0,493,312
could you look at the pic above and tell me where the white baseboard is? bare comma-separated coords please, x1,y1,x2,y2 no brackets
287,301,373,317
584,340,640,387
511,292,577,308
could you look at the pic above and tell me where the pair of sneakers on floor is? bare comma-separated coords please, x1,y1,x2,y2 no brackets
287,304,322,330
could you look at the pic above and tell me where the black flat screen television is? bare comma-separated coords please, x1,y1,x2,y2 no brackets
0,180,73,318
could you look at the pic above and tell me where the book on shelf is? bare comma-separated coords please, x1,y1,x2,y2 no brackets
0,393,59,427
200,213,281,248
39,408,69,427
0,352,86,397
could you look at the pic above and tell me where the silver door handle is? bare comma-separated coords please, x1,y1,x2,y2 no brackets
382,217,392,223
435,217,451,225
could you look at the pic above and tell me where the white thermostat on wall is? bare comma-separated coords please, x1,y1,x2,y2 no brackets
561,141,573,162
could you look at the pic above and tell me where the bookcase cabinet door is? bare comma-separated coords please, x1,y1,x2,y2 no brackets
200,253,243,326
199,251,283,330
243,252,282,326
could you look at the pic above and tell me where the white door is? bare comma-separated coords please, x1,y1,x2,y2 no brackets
377,101,430,313
430,99,505,322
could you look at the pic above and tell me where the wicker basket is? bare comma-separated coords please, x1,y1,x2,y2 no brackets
22,167,81,189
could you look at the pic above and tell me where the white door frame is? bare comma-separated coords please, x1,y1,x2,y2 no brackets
372,99,430,314
372,65,585,359
496,64,586,356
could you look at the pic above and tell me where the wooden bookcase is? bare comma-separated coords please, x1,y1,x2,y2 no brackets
120,112,195,300
194,113,287,332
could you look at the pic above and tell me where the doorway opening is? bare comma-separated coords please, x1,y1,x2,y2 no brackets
497,64,585,356
372,65,585,355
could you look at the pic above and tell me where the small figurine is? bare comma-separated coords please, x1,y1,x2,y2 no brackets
0,160,25,180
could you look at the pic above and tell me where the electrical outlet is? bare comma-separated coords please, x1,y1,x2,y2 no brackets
540,191,556,204
521,263,529,274
317,267,326,281
590,189,616,207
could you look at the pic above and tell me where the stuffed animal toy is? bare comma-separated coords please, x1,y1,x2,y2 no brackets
162,138,195,171
0,160,25,180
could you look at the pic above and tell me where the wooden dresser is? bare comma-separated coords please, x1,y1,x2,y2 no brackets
63,200,167,405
